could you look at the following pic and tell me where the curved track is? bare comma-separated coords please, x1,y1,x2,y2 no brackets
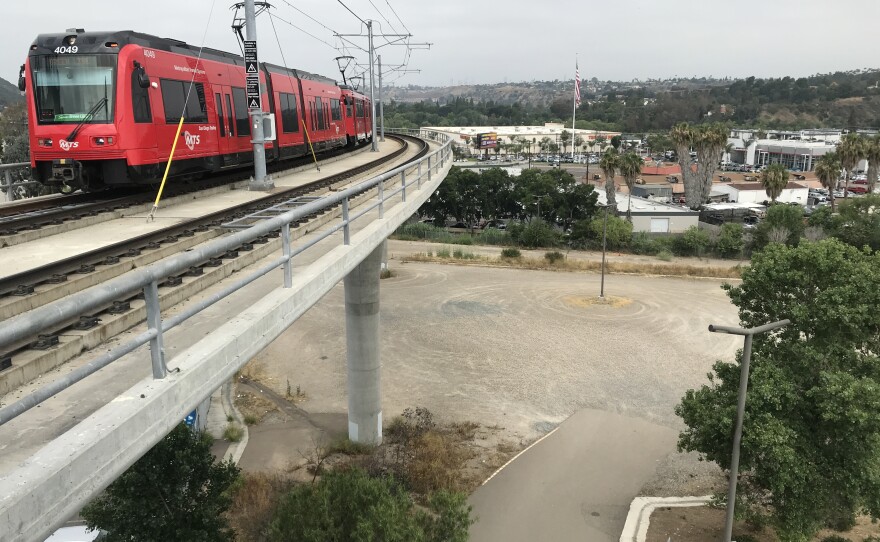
0,134,428,372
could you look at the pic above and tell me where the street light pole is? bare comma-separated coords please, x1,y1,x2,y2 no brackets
600,204,608,298
708,319,791,542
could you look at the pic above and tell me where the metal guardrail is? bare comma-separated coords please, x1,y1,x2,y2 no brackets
0,162,36,202
0,129,451,425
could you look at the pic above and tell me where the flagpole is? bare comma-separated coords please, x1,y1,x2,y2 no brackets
571,54,578,161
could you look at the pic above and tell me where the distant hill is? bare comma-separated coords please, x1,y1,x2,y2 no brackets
0,77,23,107
384,69,880,131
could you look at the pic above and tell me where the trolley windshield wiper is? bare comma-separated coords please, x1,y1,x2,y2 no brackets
64,96,108,143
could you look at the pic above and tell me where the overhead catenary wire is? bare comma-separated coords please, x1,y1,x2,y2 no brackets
384,0,411,34
367,0,400,34
270,11,340,51
336,0,367,25
148,0,218,222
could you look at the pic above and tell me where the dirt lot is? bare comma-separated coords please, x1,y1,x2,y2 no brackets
242,250,741,497
648,506,880,542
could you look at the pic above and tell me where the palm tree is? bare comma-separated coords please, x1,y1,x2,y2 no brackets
837,133,865,199
670,123,699,208
761,163,789,203
599,148,619,209
618,152,643,220
864,135,880,194
815,151,841,212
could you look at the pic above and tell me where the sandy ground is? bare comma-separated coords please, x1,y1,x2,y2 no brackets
243,250,742,496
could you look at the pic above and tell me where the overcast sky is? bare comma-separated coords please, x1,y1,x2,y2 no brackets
4,1,880,89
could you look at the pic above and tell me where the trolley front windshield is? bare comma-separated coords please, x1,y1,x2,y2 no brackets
31,54,116,124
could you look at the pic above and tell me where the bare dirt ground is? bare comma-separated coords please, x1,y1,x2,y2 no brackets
240,246,742,499
648,506,880,542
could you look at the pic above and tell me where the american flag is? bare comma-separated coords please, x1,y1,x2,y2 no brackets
575,63,581,106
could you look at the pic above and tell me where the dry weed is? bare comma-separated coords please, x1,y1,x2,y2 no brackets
227,472,295,542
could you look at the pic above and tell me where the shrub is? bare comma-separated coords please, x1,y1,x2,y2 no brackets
243,414,258,426
449,236,473,245
500,247,521,258
268,468,474,542
672,226,711,256
228,472,296,542
509,219,560,248
380,268,395,279
327,437,374,456
716,222,745,258
630,232,659,255
589,214,633,250
436,247,451,258
820,536,849,542
752,204,805,250
656,250,673,261
480,227,509,245
224,424,244,442
544,251,565,264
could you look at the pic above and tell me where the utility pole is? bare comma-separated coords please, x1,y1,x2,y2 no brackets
335,23,429,152
378,55,384,142
367,21,378,151
243,0,272,189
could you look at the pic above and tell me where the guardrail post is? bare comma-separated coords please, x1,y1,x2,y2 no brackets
377,180,384,219
144,281,166,379
400,171,406,202
428,156,432,181
281,223,293,288
418,162,422,183
342,197,351,245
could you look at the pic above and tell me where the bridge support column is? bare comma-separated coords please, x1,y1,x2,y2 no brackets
344,244,383,444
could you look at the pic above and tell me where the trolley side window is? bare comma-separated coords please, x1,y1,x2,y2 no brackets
215,93,225,137
231,88,250,136
132,70,152,123
279,93,299,133
330,99,342,122
315,97,325,130
356,99,364,118
160,79,207,123
344,96,353,118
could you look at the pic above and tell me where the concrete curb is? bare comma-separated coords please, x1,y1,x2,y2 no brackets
221,381,248,465
618,495,712,542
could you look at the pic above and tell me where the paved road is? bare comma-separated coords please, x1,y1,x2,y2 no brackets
468,409,678,542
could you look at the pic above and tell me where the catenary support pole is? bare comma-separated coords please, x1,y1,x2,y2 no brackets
378,54,385,142
344,243,383,444
246,0,272,190
368,21,378,152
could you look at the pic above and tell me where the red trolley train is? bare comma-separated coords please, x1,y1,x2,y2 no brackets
20,29,372,191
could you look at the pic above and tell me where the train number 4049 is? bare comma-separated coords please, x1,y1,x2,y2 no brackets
53,46,79,54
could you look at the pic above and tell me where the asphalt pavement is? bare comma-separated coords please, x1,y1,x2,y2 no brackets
468,409,678,542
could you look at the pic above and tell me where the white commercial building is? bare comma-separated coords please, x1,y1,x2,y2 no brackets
596,191,699,233
424,123,621,156
712,182,809,205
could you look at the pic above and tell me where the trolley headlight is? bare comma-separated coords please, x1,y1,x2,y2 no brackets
91,136,114,147
38,138,52,147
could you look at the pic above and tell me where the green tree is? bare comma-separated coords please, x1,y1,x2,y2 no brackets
814,151,841,212
716,222,745,258
761,163,789,203
672,225,711,256
676,239,880,541
583,212,632,250
865,135,880,194
599,148,619,209
753,203,805,249
560,129,572,155
610,134,622,150
269,468,474,542
837,133,865,200
834,194,880,251
618,152,643,220
81,424,240,542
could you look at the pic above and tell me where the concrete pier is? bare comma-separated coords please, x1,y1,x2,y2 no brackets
344,244,383,444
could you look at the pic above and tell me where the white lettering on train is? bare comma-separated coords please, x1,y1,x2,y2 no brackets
59,139,79,151
183,131,201,151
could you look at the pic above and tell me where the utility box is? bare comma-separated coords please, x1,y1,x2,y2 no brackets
261,113,276,142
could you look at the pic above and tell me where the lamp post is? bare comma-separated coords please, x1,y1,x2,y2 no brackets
598,203,609,298
708,319,791,542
